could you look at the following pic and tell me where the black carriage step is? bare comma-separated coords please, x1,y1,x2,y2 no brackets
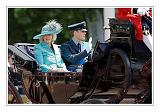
119,98,136,104
126,88,146,98
91,87,145,99
88,98,136,104
91,88,122,98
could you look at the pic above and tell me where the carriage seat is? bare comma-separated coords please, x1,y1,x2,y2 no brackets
109,18,151,55
8,45,37,73
14,43,62,58
13,43,68,72
109,19,132,40
14,43,35,58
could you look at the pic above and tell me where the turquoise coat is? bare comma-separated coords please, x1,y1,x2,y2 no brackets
34,41,66,72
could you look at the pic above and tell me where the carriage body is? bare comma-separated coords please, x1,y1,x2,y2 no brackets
8,18,152,104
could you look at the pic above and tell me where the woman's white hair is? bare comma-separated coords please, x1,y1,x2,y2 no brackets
53,34,57,41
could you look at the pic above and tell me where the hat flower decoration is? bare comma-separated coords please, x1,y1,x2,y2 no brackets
33,19,63,39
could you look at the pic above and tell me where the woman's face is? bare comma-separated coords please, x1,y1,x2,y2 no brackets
42,34,53,44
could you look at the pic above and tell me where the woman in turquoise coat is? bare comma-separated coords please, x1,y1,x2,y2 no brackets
33,20,67,72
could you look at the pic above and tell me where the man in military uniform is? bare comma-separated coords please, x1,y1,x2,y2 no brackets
60,21,92,72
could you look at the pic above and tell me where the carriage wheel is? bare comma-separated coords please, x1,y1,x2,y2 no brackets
106,48,131,89
105,48,132,103
8,80,23,104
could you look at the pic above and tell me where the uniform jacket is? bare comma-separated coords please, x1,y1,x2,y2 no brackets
60,39,90,68
34,41,66,72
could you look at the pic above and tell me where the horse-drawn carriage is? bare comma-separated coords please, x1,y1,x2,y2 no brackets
8,18,152,104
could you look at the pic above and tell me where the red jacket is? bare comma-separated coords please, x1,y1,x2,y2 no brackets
149,8,152,17
116,8,143,40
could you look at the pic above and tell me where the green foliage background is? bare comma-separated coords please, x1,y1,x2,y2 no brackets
8,8,103,45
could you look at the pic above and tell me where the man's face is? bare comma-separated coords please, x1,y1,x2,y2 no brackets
74,30,87,41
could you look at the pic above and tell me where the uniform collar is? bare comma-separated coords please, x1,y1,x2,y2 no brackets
72,37,82,45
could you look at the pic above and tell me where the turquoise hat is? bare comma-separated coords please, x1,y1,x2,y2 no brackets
33,20,62,39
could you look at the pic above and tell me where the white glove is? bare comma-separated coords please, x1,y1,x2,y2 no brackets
137,8,148,16
86,37,92,53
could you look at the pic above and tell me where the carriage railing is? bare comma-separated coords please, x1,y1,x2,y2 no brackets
32,71,82,85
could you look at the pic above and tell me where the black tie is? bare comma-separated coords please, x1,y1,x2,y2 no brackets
77,43,81,52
